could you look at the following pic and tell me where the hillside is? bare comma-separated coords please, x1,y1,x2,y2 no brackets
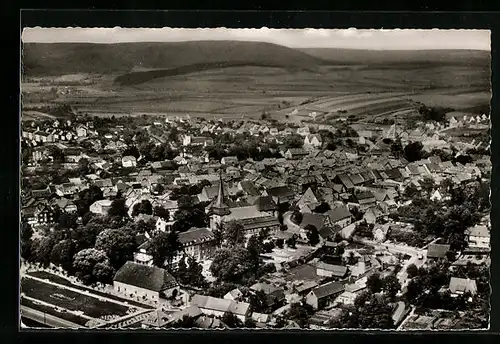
22,41,327,78
299,48,491,68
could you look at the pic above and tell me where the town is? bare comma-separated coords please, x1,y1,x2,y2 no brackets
20,105,491,330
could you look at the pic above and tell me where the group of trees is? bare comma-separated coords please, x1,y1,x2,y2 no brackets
404,262,476,313
418,105,452,123
330,273,399,329
392,179,488,250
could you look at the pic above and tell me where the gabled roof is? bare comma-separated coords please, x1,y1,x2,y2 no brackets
300,213,327,230
426,243,451,258
326,206,352,223
191,295,250,316
467,225,489,238
449,277,477,294
311,281,345,299
315,262,348,277
113,261,178,292
178,227,215,247
254,196,278,212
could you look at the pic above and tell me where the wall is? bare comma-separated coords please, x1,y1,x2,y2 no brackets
114,281,160,301
305,292,319,310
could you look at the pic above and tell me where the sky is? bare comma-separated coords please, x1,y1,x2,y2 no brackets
22,27,490,50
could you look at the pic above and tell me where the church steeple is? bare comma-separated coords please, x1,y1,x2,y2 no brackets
210,170,230,216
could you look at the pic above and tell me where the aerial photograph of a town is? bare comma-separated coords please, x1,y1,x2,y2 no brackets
19,27,491,330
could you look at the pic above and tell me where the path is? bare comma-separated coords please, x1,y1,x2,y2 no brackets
21,305,83,329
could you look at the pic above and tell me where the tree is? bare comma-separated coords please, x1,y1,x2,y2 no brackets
406,264,419,279
73,248,112,285
76,185,103,216
170,315,197,329
224,221,246,247
58,212,78,230
304,225,320,246
244,317,257,328
94,229,137,270
286,302,314,328
283,134,304,149
50,239,77,272
367,273,383,293
149,231,182,268
275,238,284,249
420,176,435,195
31,236,55,266
249,289,270,314
153,206,170,220
175,255,189,285
247,235,263,275
213,223,224,247
404,141,425,162
131,199,153,217
404,184,420,199
71,222,105,252
20,222,33,260
290,211,303,225
221,311,243,328
382,275,401,299
209,247,253,283
286,235,297,249
108,198,128,218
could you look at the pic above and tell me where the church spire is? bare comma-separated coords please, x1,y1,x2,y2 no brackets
210,169,230,216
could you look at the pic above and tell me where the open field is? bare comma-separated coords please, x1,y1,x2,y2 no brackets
21,42,491,122
21,277,132,319
26,271,154,309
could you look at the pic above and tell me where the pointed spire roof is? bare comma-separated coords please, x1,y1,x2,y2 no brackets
210,170,231,216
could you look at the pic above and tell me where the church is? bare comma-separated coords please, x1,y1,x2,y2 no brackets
207,173,280,236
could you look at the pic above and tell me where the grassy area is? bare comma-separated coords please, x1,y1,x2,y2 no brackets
21,277,131,319
26,271,154,309
21,296,90,326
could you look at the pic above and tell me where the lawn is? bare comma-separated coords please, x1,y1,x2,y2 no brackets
26,271,154,310
21,296,90,326
21,277,131,319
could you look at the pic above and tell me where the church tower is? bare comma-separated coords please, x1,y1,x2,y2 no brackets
208,170,231,231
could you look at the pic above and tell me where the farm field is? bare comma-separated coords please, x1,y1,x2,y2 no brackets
21,42,491,122
26,271,155,309
21,276,133,319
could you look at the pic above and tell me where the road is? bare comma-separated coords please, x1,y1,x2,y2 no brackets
20,305,83,329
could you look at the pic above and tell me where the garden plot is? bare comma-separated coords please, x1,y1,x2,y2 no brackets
21,277,134,319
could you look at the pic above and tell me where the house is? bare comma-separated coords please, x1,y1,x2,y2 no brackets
191,295,251,322
221,156,239,166
304,134,322,148
294,281,319,296
305,281,345,310
353,191,377,211
426,243,451,260
76,125,88,137
262,185,295,205
113,261,179,301
122,156,137,168
89,199,113,215
300,213,328,234
155,217,171,232
334,174,355,191
223,288,243,301
335,291,357,306
53,198,78,213
284,148,309,160
296,187,322,211
182,135,213,147
466,225,490,249
315,262,348,279
326,206,352,228
174,227,217,264
253,196,278,216
250,282,286,309
449,277,478,296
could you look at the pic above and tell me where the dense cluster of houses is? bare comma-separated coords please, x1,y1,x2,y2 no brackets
21,113,490,329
